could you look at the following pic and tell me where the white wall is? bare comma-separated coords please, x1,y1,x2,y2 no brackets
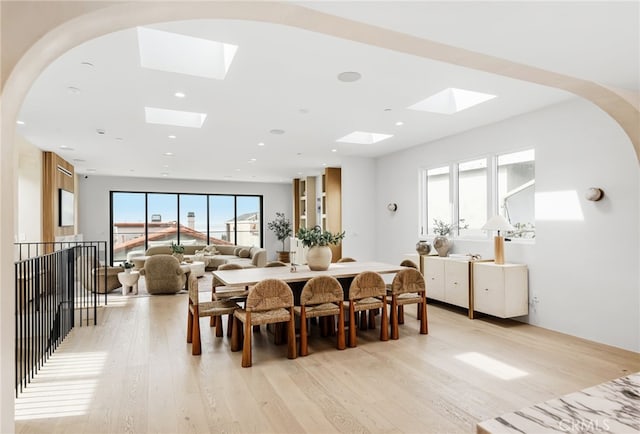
17,135,42,243
77,175,292,262
375,98,640,352
341,157,377,261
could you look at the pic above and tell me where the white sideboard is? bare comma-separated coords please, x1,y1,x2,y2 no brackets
473,262,529,318
423,256,471,309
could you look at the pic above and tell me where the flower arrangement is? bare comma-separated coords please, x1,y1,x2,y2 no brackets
296,225,345,248
432,218,469,236
267,212,292,252
171,242,185,254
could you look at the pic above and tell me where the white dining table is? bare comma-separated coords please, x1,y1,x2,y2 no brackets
212,261,406,288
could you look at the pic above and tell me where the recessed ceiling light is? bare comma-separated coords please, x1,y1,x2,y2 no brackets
129,169,135,172
145,106,207,128
86,168,97,172
384,108,392,112
331,149,337,153
257,142,265,147
96,128,106,135
163,152,174,156
224,175,232,178
67,86,81,94
174,92,186,98
60,145,75,151
161,172,169,177
73,158,86,163
297,172,303,175
270,129,285,135
80,61,94,67
137,27,238,80
408,88,497,114
395,121,404,126
16,120,25,125
163,164,169,168
296,152,302,156
322,163,327,166
168,135,176,139
337,71,362,82
248,158,257,163
298,108,309,114
115,137,124,141
235,168,241,172
337,131,393,145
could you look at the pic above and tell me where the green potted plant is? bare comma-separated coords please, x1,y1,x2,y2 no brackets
296,225,345,270
267,212,293,262
171,242,185,262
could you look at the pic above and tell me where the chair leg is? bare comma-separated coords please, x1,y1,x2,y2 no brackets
337,304,346,350
187,306,194,343
227,314,234,338
420,294,428,335
241,313,252,367
287,308,297,359
417,303,422,320
210,290,216,327
390,297,399,340
349,305,357,348
359,309,368,330
300,307,308,357
380,299,389,341
253,325,260,332
192,308,202,356
368,309,377,330
230,316,241,352
320,316,329,337
398,305,405,324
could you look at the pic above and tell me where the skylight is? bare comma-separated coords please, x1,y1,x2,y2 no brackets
145,107,207,128
136,27,238,80
408,88,497,114
336,131,393,145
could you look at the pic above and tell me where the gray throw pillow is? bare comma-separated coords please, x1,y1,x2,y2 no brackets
238,248,250,258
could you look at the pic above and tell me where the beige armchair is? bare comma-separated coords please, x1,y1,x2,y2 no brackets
139,255,186,295
77,255,123,293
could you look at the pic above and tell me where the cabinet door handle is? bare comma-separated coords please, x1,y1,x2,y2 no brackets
484,288,489,291
453,281,458,285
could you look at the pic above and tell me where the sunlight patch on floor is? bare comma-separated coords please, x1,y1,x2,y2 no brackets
455,352,528,380
15,351,107,420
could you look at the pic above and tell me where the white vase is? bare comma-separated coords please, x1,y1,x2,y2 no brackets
306,246,332,271
433,236,451,257
124,268,131,274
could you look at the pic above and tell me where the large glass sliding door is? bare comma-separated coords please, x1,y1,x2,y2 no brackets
112,192,146,262
236,196,261,247
180,194,208,245
209,195,235,244
147,193,178,247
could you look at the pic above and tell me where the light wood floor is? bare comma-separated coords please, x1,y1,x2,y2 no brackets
15,277,640,434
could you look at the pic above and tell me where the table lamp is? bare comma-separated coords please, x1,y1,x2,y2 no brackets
481,215,514,265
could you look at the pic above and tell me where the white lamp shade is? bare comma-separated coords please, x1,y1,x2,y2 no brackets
482,215,515,232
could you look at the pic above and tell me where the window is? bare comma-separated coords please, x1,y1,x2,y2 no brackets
421,149,535,240
458,158,487,237
110,192,263,264
498,150,535,238
426,166,450,235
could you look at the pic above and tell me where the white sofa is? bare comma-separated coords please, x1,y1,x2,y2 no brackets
142,244,267,270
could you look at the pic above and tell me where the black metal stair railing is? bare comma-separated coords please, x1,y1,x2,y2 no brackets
14,241,107,396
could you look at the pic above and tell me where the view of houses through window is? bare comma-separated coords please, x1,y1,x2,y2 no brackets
421,149,535,239
111,192,263,263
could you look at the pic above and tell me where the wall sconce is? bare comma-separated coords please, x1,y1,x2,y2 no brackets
387,203,398,212
585,187,604,201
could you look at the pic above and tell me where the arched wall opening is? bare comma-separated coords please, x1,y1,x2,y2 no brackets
1,2,638,430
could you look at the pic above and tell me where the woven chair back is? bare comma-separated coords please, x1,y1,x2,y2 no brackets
213,262,243,287
246,279,293,311
300,276,344,306
348,271,386,299
391,268,425,295
187,274,200,303
399,259,418,269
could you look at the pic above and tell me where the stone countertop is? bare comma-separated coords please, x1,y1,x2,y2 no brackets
477,372,640,433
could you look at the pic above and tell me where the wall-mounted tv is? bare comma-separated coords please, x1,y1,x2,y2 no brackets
59,188,74,227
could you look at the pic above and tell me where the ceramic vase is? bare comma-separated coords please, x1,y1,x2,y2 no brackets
306,246,332,271
416,240,431,255
433,236,451,257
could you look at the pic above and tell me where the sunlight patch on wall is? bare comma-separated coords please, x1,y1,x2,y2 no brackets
535,190,584,221
455,352,529,380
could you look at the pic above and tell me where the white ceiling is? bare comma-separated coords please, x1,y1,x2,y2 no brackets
16,2,638,183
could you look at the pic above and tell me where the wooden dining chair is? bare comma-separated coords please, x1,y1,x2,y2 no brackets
395,259,419,324
387,268,428,339
210,263,249,332
345,271,389,347
294,275,345,356
186,274,240,355
230,279,296,367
